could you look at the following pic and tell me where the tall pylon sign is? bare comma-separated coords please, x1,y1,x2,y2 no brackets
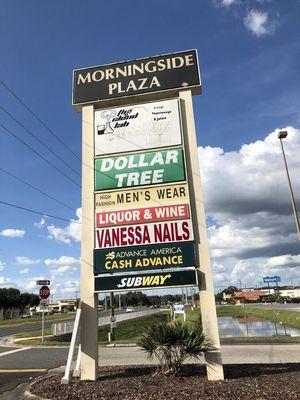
72,50,224,381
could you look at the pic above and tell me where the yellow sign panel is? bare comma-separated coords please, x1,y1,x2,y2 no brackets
95,183,189,211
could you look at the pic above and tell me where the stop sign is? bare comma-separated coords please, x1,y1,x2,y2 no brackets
39,285,50,300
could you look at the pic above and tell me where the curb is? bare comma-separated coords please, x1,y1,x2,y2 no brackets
22,366,64,400
23,377,51,400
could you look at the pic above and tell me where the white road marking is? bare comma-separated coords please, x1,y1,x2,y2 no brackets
0,347,31,357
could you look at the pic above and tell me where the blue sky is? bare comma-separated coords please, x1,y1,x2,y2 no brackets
0,0,299,297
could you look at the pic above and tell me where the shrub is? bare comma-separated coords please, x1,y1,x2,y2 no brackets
138,317,211,375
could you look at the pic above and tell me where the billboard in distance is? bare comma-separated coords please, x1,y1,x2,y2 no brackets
94,99,182,155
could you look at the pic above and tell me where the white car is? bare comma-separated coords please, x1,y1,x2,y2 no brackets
125,307,134,313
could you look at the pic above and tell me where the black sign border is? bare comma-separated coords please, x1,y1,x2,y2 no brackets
72,49,201,108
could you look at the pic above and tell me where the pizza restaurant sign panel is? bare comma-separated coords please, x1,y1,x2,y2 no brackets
95,220,194,249
94,242,196,274
94,269,198,293
95,183,189,211
73,50,201,106
94,148,185,191
94,99,182,155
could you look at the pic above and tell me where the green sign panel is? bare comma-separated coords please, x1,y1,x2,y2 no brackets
94,269,198,292
94,242,196,274
94,148,185,191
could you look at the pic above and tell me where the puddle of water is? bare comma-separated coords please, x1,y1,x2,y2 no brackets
217,316,300,337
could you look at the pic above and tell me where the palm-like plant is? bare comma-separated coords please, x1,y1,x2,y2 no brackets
138,317,211,375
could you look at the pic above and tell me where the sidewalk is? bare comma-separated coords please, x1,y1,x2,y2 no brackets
97,344,300,365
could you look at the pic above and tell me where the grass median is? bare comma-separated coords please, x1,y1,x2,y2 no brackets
13,306,300,346
0,312,76,328
14,312,168,346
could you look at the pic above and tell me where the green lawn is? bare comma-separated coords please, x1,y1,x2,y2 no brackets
216,305,300,330
14,313,168,346
0,313,75,328
13,305,300,346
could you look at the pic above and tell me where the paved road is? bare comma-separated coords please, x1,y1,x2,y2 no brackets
0,318,75,338
0,308,161,396
0,343,299,397
246,303,300,313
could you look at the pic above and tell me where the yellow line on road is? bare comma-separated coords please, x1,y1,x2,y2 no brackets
0,369,47,373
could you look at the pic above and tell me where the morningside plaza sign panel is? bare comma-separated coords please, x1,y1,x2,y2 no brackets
73,50,201,107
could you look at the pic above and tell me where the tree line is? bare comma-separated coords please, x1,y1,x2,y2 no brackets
0,288,40,319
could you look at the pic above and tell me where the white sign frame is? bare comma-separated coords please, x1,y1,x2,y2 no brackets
94,99,182,155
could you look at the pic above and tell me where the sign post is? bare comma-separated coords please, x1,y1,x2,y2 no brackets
80,105,98,380
39,285,50,343
73,49,223,382
179,90,224,380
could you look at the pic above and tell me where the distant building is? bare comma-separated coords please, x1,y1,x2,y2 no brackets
233,290,269,304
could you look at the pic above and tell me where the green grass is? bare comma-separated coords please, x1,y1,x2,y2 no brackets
14,312,168,346
98,313,167,344
13,306,300,346
0,313,75,328
216,305,300,330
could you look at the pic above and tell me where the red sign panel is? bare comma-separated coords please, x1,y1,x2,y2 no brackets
95,220,194,249
39,285,50,300
95,204,190,228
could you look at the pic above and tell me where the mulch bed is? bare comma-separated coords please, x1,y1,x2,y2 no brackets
31,364,300,400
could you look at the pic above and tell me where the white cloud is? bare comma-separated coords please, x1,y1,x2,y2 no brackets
20,268,29,274
263,254,300,269
0,261,5,272
34,217,46,229
0,229,26,238
45,256,80,267
0,276,11,286
15,256,41,266
51,265,77,277
199,126,300,288
47,208,81,244
243,9,277,37
221,0,237,6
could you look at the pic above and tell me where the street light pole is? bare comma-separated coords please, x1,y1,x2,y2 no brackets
278,131,300,242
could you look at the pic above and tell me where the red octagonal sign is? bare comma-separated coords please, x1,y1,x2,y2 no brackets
39,285,50,300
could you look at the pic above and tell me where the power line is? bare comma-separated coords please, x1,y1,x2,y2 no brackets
0,122,81,188
0,200,81,224
0,104,80,177
0,79,81,162
0,166,76,212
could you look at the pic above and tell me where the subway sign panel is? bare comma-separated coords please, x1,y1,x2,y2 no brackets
94,148,185,191
94,242,196,274
94,269,198,292
95,183,189,211
73,50,201,106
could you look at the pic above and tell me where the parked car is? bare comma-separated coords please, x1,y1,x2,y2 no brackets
125,307,134,313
